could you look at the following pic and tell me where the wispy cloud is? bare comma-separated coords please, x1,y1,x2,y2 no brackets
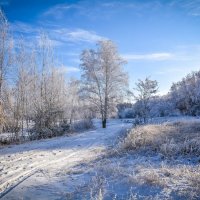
50,28,106,44
11,21,106,44
122,52,174,61
11,21,36,34
42,3,77,19
41,1,161,21
11,22,62,48
169,0,200,17
66,29,106,43
181,0,200,15
56,65,80,74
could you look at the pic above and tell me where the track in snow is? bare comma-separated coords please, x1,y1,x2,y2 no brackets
0,120,130,199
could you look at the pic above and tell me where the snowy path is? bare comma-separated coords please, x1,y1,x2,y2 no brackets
0,120,130,199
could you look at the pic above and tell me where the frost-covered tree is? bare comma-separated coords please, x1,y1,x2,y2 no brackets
31,33,67,130
14,34,68,133
0,8,95,140
0,9,13,132
66,79,80,125
133,77,158,123
149,95,178,117
170,71,200,116
80,40,128,128
0,9,13,98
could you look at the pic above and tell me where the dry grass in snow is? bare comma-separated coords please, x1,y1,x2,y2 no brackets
121,120,200,157
113,120,200,199
129,164,200,199
42,120,200,199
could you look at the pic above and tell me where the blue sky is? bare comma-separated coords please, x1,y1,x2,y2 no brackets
1,0,200,94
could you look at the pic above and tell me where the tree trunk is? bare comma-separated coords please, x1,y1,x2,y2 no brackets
102,118,106,128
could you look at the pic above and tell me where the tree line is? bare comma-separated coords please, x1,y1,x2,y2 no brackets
0,8,128,142
118,71,200,123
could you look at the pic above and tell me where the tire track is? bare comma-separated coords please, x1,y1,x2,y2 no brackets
0,121,129,199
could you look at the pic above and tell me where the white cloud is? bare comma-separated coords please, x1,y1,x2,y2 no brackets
122,52,174,61
50,28,106,44
56,65,80,74
66,29,106,43
11,21,106,44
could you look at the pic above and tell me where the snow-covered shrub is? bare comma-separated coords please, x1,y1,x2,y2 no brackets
0,132,22,145
117,103,134,118
0,135,18,145
72,119,94,131
28,127,53,140
60,122,70,132
28,123,70,140
50,126,66,136
122,107,135,118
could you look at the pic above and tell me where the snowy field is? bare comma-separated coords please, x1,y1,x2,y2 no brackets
0,119,132,199
0,117,199,199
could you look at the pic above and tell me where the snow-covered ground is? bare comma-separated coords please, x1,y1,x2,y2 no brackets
0,117,199,199
0,119,132,199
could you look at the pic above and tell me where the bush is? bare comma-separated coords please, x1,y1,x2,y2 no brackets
60,123,70,132
0,133,21,145
72,119,94,132
28,127,54,140
27,119,93,141
0,137,15,145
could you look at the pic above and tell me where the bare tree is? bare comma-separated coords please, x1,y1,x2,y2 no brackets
80,40,128,128
133,77,158,123
0,9,13,133
14,39,27,132
66,78,80,125
0,10,96,140
32,32,55,130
